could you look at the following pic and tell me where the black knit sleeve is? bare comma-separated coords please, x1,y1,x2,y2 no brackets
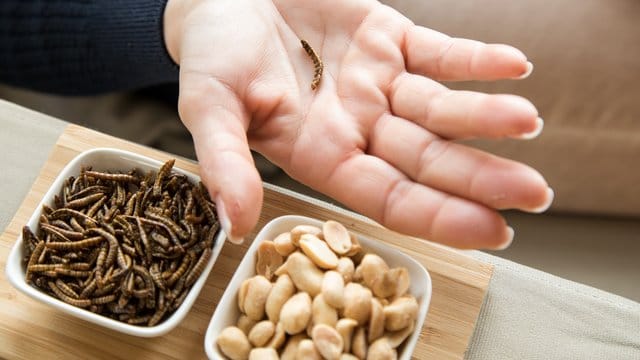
0,0,179,95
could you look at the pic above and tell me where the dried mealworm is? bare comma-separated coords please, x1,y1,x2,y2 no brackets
91,294,116,305
80,278,97,298
56,269,92,278
65,193,104,210
83,170,138,183
145,211,189,240
166,253,192,287
86,195,108,218
49,208,97,227
25,241,46,282
185,248,211,287
28,264,65,273
193,184,216,224
301,39,323,90
48,281,92,307
153,159,175,197
45,236,104,251
55,279,80,299
87,228,118,269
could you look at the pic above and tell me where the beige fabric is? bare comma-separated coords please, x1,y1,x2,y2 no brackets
384,0,640,216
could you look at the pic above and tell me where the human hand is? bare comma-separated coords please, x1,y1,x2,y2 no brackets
163,0,553,249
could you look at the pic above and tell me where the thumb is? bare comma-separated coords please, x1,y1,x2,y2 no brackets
179,79,263,244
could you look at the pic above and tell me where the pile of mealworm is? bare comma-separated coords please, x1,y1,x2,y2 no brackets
21,159,220,327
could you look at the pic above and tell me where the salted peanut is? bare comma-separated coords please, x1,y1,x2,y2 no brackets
266,274,296,322
358,254,390,291
312,293,338,327
322,220,352,255
336,318,358,353
346,232,363,257
248,347,278,360
248,320,275,347
352,327,367,360
238,278,251,313
371,270,403,299
243,275,273,321
290,225,323,246
367,337,397,360
296,339,322,360
280,292,312,334
341,354,360,360
392,267,410,298
343,283,372,325
386,321,415,348
256,241,283,281
383,296,418,331
217,326,251,360
300,234,339,269
275,252,323,296
336,257,355,283
369,298,385,342
281,334,307,360
237,314,258,335
273,231,296,256
312,324,344,360
267,322,287,349
322,270,345,308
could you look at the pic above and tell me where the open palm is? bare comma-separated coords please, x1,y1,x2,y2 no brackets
165,0,552,249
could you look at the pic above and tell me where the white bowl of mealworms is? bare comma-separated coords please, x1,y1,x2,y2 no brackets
5,148,226,337
204,215,432,360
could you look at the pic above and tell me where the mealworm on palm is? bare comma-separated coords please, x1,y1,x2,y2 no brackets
301,39,323,90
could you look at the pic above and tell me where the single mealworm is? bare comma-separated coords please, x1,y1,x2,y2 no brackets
65,193,104,210
185,248,211,287
48,281,92,307
153,159,175,197
45,236,104,251
166,253,192,287
301,39,323,90
83,170,138,183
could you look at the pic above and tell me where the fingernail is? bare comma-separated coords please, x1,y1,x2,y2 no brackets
494,226,515,250
516,61,534,79
216,195,244,245
526,187,555,213
515,117,544,140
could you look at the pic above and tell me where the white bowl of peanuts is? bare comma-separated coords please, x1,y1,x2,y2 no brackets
204,215,432,360
5,148,227,337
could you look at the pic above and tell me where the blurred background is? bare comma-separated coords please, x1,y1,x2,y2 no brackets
1,0,638,301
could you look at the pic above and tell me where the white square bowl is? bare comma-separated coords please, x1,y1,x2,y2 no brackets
204,215,432,359
5,147,226,337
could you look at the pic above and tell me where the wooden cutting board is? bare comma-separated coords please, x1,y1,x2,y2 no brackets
0,124,493,359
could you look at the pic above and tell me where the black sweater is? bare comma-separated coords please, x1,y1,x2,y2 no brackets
0,0,178,95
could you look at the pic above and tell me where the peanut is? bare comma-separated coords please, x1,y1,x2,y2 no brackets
290,225,322,246
256,241,283,281
366,337,397,360
267,322,286,349
281,334,306,360
296,339,322,360
352,327,367,360
383,296,418,331
265,274,295,322
248,347,278,360
336,257,355,283
341,355,360,360
346,232,362,257
312,324,344,360
312,293,338,327
358,254,389,291
248,320,275,347
280,292,312,335
369,298,385,342
243,275,273,321
237,314,257,335
336,318,358,353
217,326,251,360
322,270,345,309
300,233,339,269
273,231,296,257
343,282,372,325
276,252,323,296
386,321,415,348
322,220,352,255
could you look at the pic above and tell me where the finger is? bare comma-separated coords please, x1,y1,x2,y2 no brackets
367,114,553,212
320,153,513,249
390,72,543,139
179,78,263,244
403,25,532,81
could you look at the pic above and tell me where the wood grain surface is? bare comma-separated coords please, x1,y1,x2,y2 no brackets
0,123,493,359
